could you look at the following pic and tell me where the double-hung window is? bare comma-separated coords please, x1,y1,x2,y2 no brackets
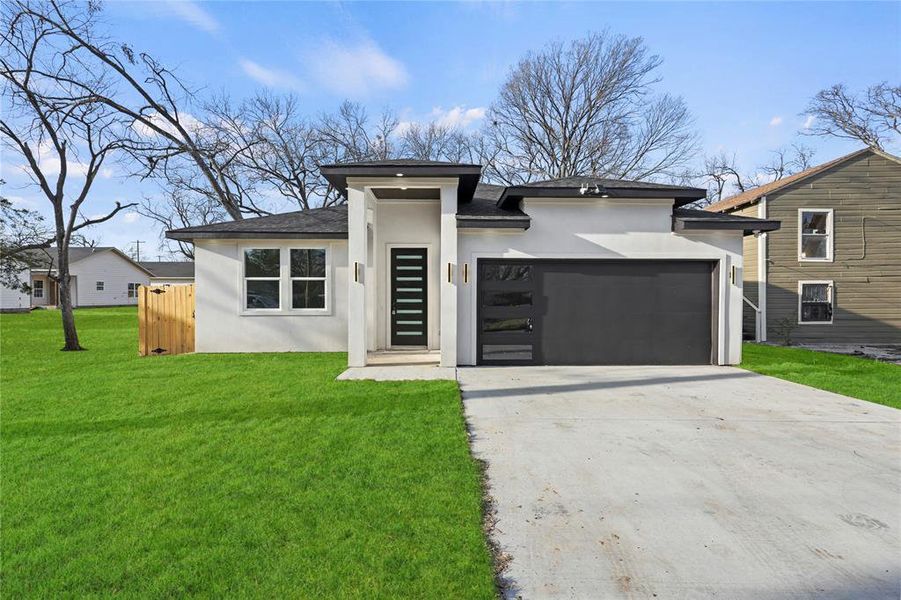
127,283,141,298
244,249,281,310
33,279,44,298
798,209,833,261
290,249,327,310
96,281,105,291
799,281,834,324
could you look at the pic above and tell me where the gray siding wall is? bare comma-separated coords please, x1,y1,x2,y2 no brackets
736,205,760,336
762,152,901,343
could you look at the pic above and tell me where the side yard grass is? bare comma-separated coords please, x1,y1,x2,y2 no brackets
1,307,495,598
741,342,901,410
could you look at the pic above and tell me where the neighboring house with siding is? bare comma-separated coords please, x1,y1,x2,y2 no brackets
1,247,154,310
706,147,901,344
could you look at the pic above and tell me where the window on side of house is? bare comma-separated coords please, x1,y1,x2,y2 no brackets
128,283,141,298
799,209,833,261
799,281,834,324
244,249,281,310
33,279,44,298
96,281,105,291
290,248,327,310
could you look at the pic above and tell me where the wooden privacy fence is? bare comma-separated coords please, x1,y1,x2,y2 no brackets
138,284,195,356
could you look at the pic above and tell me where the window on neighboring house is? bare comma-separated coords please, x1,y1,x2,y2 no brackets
33,279,44,298
290,249,327,310
96,281,105,291
244,249,281,309
799,281,834,324
799,209,833,261
128,283,141,298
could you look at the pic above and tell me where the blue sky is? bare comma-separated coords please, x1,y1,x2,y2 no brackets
3,1,899,259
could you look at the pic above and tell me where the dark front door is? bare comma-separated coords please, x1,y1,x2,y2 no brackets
391,248,428,346
478,259,716,365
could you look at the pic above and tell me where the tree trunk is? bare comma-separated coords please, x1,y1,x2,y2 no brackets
55,244,82,351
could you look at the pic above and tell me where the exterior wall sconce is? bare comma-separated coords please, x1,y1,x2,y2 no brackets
463,263,469,284
354,262,361,283
447,263,453,283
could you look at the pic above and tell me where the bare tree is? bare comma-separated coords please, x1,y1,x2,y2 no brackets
318,101,399,164
206,93,340,210
1,1,135,350
482,31,698,184
399,122,477,163
695,143,816,206
138,190,225,259
11,0,256,220
803,82,900,150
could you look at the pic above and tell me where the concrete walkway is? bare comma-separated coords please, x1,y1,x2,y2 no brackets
459,366,901,599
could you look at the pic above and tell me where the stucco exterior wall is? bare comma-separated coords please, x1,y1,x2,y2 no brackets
71,251,150,306
194,238,348,352
372,200,441,350
456,198,745,366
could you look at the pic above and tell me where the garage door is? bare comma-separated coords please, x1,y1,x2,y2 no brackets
477,260,717,365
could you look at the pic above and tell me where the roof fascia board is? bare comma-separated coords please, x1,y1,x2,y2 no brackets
346,176,461,189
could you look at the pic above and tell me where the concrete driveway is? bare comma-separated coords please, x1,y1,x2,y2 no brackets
459,366,901,599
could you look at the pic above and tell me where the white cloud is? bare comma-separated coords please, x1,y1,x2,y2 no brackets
304,38,408,96
238,59,304,91
18,140,113,179
431,106,487,129
122,212,140,224
132,112,204,139
165,0,220,33
769,116,783,127
803,115,816,129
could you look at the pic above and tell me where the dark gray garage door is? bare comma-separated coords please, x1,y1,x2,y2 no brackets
477,260,717,366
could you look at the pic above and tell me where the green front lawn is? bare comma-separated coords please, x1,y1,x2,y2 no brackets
740,343,901,410
1,308,495,598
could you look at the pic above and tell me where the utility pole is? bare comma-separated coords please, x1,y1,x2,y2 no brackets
131,240,144,262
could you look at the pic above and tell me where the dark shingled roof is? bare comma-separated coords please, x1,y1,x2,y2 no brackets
167,205,349,240
457,184,530,229
140,261,195,278
319,159,482,204
497,177,707,209
673,207,780,236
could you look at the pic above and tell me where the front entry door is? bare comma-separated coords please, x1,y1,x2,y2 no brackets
390,248,428,346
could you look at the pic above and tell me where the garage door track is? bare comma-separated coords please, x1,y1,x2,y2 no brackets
460,366,901,599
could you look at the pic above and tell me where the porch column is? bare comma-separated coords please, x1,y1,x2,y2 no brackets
439,183,459,367
347,185,367,367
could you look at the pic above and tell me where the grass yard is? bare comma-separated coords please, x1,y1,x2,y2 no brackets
1,307,495,598
741,343,901,410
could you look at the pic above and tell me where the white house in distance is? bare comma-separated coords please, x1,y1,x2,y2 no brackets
167,160,780,367
0,247,194,311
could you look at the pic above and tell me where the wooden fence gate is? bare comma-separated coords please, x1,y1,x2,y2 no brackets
138,284,195,356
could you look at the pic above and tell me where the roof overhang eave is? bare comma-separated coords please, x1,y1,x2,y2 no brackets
166,231,348,241
497,187,707,209
672,218,781,236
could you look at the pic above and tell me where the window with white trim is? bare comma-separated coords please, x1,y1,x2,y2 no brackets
33,279,44,298
128,283,142,298
799,281,833,324
244,249,281,309
799,209,833,261
96,281,104,291
290,249,326,309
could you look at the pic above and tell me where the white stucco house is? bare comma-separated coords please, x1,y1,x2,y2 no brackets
0,247,194,310
167,160,780,367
